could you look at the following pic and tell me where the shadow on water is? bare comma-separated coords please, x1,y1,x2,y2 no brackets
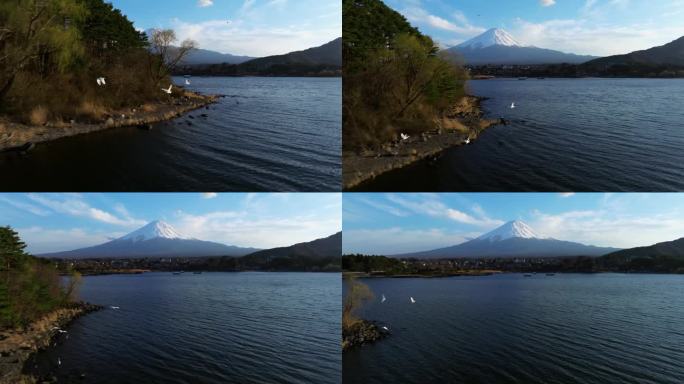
356,78,684,192
0,77,341,192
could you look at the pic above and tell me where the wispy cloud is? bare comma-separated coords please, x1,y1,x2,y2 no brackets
27,194,146,227
0,196,51,216
386,194,503,228
197,0,213,7
540,0,556,6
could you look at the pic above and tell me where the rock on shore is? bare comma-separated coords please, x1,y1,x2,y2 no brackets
0,302,102,384
343,320,389,351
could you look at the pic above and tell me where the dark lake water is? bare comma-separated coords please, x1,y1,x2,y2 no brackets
344,274,684,384
28,272,341,383
356,78,684,191
0,77,341,191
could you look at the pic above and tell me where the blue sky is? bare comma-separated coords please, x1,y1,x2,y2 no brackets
343,193,684,255
385,0,684,56
109,0,341,56
0,193,341,254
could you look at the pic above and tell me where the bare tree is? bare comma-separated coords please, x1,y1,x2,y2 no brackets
148,29,197,87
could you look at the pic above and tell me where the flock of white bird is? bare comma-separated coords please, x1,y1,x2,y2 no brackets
96,76,177,96
378,293,417,333
398,101,516,148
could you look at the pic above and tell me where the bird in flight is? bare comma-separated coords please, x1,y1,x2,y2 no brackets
511,102,516,109
410,297,416,304
96,77,106,86
162,84,173,94
381,294,386,303
400,133,410,141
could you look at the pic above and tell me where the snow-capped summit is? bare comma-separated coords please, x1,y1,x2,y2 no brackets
448,28,597,65
457,28,522,49
119,220,186,242
477,220,540,242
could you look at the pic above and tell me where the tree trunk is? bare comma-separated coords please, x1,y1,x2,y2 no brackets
0,75,15,104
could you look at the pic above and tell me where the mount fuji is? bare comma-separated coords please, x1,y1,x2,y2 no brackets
397,220,619,259
41,220,260,259
447,28,597,65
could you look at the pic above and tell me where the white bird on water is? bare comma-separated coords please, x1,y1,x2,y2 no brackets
381,294,386,303
96,77,106,86
110,306,120,310
464,138,471,145
57,358,61,366
400,133,410,141
410,297,416,304
57,329,67,334
510,102,516,109
381,326,389,331
185,79,191,85
162,84,173,94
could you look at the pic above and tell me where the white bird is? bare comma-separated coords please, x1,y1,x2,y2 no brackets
400,133,410,141
51,326,60,330
381,294,386,303
57,329,67,334
381,326,389,331
185,79,191,85
96,77,106,86
57,358,61,366
162,84,173,94
410,297,416,304
464,138,471,145
110,306,120,310
510,102,516,109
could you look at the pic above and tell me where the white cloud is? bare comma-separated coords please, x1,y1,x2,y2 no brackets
174,209,340,249
26,194,146,227
540,0,556,6
386,194,503,228
0,196,51,216
343,227,476,255
18,227,123,254
197,0,213,7
170,18,340,56
202,192,218,199
401,5,485,36
529,209,684,248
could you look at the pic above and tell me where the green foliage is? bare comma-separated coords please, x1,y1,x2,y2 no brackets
343,0,468,151
0,227,77,329
0,0,181,122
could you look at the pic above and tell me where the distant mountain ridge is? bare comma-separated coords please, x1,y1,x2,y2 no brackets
244,232,342,262
397,220,619,259
41,221,259,259
448,28,597,65
176,38,342,76
604,237,684,260
179,47,254,65
585,36,684,68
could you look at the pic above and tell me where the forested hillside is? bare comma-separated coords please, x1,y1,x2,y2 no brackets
0,227,80,328
0,0,193,125
343,0,467,151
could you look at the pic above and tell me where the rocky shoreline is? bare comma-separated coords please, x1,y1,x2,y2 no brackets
0,302,102,384
343,95,504,190
0,90,217,153
343,320,389,351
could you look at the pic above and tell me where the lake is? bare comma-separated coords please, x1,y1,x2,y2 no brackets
344,274,684,384
356,78,684,191
0,77,341,192
28,272,341,383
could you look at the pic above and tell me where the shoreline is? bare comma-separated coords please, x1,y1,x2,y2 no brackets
343,270,500,279
342,95,503,190
342,320,389,351
0,302,102,384
0,90,218,153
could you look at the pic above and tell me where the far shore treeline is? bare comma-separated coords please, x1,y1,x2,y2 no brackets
343,0,468,151
0,227,81,329
0,0,193,125
343,253,684,275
